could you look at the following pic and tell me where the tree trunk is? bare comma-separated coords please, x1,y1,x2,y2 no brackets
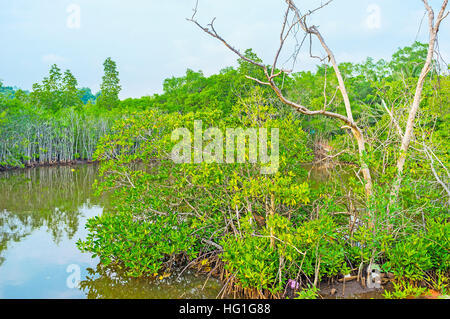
391,0,448,199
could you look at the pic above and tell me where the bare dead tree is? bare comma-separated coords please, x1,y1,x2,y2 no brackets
391,0,449,199
383,99,450,205
188,0,374,198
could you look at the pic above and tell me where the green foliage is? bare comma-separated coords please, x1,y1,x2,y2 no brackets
426,270,450,295
385,235,433,281
30,65,83,112
425,218,450,271
31,64,63,111
0,103,114,168
77,211,197,277
294,285,319,299
220,214,347,294
97,57,121,110
383,280,428,299
62,70,82,109
79,86,316,290
382,219,449,281
220,223,281,293
389,41,428,78
285,215,346,279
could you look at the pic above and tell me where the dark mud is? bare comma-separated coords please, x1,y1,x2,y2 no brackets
319,280,392,299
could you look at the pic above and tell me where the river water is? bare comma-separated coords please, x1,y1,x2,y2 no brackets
0,164,222,299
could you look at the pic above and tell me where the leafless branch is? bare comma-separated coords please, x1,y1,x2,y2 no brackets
392,0,449,198
188,0,374,196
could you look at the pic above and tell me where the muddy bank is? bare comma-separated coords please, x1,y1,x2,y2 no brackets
319,280,391,299
0,159,97,172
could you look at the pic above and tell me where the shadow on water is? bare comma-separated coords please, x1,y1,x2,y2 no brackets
0,164,222,299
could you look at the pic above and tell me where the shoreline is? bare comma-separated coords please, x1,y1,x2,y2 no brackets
0,159,98,172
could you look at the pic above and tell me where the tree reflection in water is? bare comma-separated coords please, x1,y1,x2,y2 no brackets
79,263,223,299
0,165,106,266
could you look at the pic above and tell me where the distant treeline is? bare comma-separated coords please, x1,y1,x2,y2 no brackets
0,58,119,168
0,108,110,168
1,43,448,169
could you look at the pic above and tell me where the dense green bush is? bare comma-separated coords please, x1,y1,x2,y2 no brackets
221,224,281,294
220,214,348,295
383,218,449,281
0,105,113,167
385,235,433,281
426,218,450,271
77,212,197,277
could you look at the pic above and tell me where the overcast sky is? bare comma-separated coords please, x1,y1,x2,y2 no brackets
1,0,449,98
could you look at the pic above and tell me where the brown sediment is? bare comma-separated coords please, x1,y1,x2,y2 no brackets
319,280,391,299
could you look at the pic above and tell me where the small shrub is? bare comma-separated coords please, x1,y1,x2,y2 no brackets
77,212,198,277
295,285,319,299
384,234,433,281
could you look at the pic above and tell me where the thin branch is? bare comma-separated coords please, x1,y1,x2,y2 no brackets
423,145,450,202
381,99,404,138
187,15,266,70
188,0,373,196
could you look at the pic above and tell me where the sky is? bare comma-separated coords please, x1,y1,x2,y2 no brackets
0,0,449,98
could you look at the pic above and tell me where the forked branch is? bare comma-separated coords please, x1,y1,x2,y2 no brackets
391,0,449,199
188,0,373,197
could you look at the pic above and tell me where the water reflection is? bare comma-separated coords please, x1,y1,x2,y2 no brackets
0,165,103,298
0,164,223,299
0,165,102,260
80,265,223,299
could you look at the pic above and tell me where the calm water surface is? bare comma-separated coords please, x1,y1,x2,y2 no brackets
0,164,222,299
